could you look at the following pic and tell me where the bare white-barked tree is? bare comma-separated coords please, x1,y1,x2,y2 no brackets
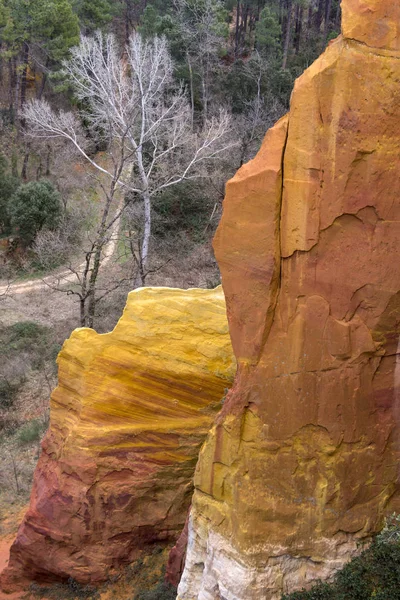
23,32,231,318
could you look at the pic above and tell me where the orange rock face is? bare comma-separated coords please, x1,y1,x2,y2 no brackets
1,287,235,591
342,0,400,51
178,2,400,599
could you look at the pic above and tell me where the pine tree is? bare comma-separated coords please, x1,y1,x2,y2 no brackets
0,0,79,108
255,6,281,58
72,0,113,34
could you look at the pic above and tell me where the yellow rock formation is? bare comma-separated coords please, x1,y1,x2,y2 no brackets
1,286,235,589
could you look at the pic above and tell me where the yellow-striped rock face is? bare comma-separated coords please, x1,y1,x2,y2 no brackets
1,287,235,589
178,1,400,599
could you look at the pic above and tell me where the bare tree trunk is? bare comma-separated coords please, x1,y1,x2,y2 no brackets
201,75,208,122
20,42,29,108
80,295,86,327
200,52,210,124
86,182,116,326
282,0,293,70
323,0,333,44
307,3,313,30
335,0,341,27
279,0,284,23
242,3,249,37
256,0,262,22
45,144,51,176
37,70,48,100
234,0,241,58
21,143,30,180
14,57,20,119
8,59,16,120
125,0,133,47
187,52,194,128
294,5,303,53
314,0,325,31
129,231,144,285
135,189,151,287
87,245,102,328
78,249,92,327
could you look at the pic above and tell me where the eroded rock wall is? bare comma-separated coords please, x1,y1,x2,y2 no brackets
1,287,235,590
178,2,400,598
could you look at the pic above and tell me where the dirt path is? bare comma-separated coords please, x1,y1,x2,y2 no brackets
0,202,122,297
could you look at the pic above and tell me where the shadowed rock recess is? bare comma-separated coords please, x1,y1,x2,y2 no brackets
0,287,235,590
177,1,400,599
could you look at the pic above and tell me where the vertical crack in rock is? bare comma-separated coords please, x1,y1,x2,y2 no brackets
214,115,289,370
258,117,290,366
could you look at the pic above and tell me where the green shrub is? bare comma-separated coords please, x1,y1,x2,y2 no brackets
30,577,99,599
134,580,176,600
0,321,52,357
0,379,21,409
17,419,45,445
7,179,62,244
0,152,20,232
282,583,333,600
66,577,99,598
152,181,214,241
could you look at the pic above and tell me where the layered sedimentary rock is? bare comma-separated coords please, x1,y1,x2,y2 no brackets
178,3,400,599
1,287,235,590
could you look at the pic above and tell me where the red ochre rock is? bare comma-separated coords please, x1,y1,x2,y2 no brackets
166,509,190,588
177,2,400,599
0,287,235,591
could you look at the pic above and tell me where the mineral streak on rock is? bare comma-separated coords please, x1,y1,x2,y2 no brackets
0,287,235,590
178,2,400,598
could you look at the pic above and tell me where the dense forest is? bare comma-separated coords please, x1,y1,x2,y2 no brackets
0,0,340,119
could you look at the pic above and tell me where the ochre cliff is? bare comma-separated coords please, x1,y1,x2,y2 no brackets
178,2,400,599
0,287,235,590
